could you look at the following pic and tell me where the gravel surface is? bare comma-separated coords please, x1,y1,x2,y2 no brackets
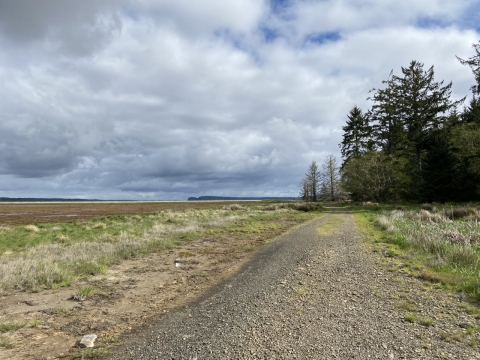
110,210,480,360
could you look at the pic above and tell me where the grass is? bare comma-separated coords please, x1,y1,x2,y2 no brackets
30,319,41,328
419,317,435,327
353,204,480,301
294,287,307,296
53,307,68,315
0,321,27,333
404,313,418,323
397,301,418,312
0,203,322,294
316,214,344,236
77,285,96,297
0,335,15,349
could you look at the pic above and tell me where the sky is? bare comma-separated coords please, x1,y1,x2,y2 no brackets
0,0,479,200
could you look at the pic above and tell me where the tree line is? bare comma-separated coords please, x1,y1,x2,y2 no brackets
339,41,480,202
300,155,342,202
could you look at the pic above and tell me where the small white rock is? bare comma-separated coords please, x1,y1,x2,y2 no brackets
79,334,97,348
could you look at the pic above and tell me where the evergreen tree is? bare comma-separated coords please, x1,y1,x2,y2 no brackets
391,61,464,175
461,97,480,125
420,136,457,202
339,106,371,164
368,72,405,155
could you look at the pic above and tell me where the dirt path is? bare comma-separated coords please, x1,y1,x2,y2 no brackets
110,210,480,360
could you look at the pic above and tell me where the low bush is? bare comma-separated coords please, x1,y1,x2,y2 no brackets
443,207,476,220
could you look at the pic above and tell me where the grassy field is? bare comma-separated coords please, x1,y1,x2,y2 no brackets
0,202,322,295
352,202,480,300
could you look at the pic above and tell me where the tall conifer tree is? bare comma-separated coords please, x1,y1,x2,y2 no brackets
339,106,371,164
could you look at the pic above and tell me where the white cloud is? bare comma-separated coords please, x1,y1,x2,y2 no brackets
0,1,478,199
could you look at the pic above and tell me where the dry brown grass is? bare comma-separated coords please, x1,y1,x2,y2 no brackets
24,225,39,233
0,206,299,294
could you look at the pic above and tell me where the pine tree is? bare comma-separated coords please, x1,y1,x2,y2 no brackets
461,97,480,125
391,61,464,175
420,136,457,202
368,72,405,155
339,106,371,164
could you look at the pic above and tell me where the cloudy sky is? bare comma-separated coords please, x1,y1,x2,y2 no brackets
0,0,479,200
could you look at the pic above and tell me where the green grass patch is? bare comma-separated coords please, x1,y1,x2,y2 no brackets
397,301,418,312
353,204,480,301
420,317,435,327
405,313,418,323
317,214,345,236
0,321,27,333
76,285,97,297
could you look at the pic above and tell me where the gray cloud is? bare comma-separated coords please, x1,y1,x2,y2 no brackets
0,1,478,199
0,0,122,57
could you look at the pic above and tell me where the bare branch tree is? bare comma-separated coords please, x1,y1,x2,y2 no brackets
301,161,321,202
321,154,340,202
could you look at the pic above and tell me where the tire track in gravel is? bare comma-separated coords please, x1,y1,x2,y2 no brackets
110,210,480,360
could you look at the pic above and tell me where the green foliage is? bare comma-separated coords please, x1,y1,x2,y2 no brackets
341,151,408,202
340,48,480,202
340,105,372,163
420,136,458,202
404,313,418,323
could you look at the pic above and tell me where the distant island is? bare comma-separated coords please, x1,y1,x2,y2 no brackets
187,196,297,201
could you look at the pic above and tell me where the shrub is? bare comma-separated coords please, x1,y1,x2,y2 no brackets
421,203,434,211
291,202,324,212
414,210,448,223
222,204,245,211
444,207,476,220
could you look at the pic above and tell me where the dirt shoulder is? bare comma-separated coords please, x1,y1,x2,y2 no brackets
0,212,320,359
109,211,480,359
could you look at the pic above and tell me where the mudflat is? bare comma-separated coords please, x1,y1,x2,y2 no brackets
0,201,257,226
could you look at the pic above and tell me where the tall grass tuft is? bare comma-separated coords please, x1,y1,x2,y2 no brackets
375,207,480,299
24,225,40,233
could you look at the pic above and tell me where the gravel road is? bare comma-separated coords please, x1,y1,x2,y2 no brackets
110,210,480,359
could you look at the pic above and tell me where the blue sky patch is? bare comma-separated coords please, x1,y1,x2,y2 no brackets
270,0,292,14
306,31,341,45
416,16,449,29
260,26,282,43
